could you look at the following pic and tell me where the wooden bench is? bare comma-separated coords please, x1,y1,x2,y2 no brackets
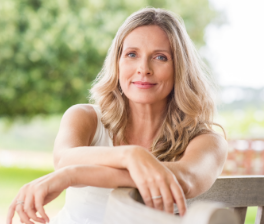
103,176,264,224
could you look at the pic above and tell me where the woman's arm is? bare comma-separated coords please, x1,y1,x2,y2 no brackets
54,104,227,202
54,105,227,198
53,104,130,170
6,165,136,224
7,105,227,223
53,105,186,214
163,133,228,199
67,165,137,188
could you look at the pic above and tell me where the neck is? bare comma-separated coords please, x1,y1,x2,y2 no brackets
125,100,167,148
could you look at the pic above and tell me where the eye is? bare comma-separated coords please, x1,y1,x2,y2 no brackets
156,55,167,61
127,52,136,58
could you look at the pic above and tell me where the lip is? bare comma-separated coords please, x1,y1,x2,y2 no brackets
132,81,157,89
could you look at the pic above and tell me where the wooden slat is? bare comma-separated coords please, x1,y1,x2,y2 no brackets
104,176,264,224
228,207,235,212
255,206,264,224
187,176,264,208
104,188,180,224
234,207,247,224
181,201,239,224
103,188,239,224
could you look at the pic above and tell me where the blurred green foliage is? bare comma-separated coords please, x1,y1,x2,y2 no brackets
0,0,221,118
216,109,264,140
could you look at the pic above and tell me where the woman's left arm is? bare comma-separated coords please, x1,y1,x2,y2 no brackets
6,165,137,224
162,133,228,199
7,133,227,224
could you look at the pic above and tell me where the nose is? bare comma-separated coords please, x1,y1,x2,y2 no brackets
136,57,153,76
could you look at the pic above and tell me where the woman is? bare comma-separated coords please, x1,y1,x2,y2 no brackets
7,7,227,224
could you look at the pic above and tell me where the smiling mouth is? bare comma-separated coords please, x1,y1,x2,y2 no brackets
131,81,157,89
132,81,157,85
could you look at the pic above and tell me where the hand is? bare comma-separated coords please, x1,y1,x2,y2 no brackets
6,168,71,224
127,146,187,216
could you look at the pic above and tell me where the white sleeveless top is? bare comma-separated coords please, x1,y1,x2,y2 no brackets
50,104,114,224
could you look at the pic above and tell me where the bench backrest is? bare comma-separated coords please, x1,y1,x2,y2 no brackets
103,187,238,224
104,176,264,224
187,176,264,224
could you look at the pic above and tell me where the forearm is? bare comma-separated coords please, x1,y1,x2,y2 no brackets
57,147,196,197
162,162,192,198
57,148,192,195
55,145,134,170
163,161,217,199
163,134,228,199
66,162,190,195
66,165,137,188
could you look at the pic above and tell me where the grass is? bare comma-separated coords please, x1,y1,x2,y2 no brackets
246,207,258,224
0,166,65,223
0,166,259,224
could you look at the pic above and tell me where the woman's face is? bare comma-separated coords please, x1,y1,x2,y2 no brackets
119,25,174,106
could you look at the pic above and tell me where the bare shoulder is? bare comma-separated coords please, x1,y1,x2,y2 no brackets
61,104,97,127
184,133,228,171
61,104,97,125
189,133,228,151
55,104,98,149
185,133,228,166
60,103,98,137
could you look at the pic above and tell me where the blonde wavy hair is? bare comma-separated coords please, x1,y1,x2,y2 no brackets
90,7,225,161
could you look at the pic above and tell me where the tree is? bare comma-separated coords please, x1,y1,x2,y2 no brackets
0,0,222,118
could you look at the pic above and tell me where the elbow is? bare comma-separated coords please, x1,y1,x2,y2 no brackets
54,161,60,170
180,176,200,199
53,152,65,170
180,176,193,199
54,159,60,170
183,180,197,199
176,168,211,199
53,148,72,170
54,158,67,170
184,174,217,199
175,168,193,199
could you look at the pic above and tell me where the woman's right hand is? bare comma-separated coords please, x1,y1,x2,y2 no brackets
6,168,71,224
126,146,187,216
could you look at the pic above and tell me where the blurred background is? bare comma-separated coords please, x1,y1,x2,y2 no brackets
0,0,263,223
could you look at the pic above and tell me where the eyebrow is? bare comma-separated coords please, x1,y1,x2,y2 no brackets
123,47,171,54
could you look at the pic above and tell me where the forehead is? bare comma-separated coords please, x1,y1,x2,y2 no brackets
122,25,171,51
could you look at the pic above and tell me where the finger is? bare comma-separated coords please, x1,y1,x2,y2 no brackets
24,193,46,223
6,199,17,224
137,185,154,208
170,181,187,216
7,193,22,224
149,186,163,211
159,185,174,214
15,203,34,224
35,192,50,223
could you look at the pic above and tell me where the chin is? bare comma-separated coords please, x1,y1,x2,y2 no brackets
126,95,161,105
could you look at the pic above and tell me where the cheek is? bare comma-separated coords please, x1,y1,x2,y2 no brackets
118,60,136,84
158,67,174,94
163,76,174,93
165,64,174,82
118,60,127,84
155,64,174,83
168,71,174,85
